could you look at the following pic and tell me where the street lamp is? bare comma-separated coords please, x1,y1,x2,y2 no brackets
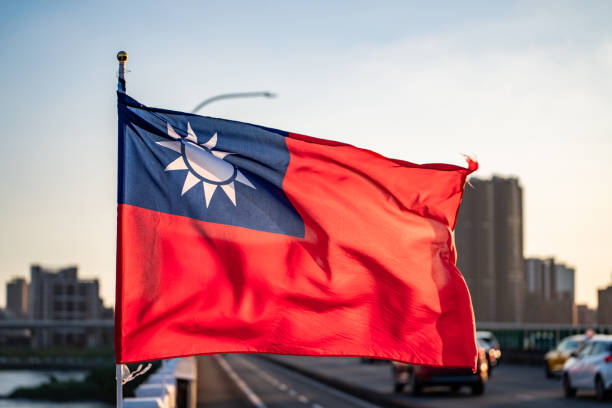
191,91,276,113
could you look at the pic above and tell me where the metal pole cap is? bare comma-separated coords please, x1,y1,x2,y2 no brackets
117,51,128,62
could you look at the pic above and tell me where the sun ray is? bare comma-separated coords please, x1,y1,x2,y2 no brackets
186,122,198,143
165,157,187,171
221,182,236,205
235,170,256,189
203,182,217,208
211,150,232,159
167,123,181,140
181,172,200,196
203,132,218,150
157,141,182,153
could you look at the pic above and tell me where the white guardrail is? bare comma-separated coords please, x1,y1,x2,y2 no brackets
123,357,197,408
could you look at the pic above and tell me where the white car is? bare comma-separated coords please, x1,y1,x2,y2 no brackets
562,335,612,401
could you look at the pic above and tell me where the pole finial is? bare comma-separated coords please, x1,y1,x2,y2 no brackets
117,51,127,92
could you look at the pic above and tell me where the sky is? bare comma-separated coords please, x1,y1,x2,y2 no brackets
0,1,610,309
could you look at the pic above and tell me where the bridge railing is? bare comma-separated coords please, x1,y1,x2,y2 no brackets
124,357,197,408
0,319,114,329
3,319,611,354
477,322,612,351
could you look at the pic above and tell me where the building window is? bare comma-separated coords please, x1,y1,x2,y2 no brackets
54,285,62,296
54,301,63,311
78,302,86,312
67,285,75,295
79,286,87,296
66,301,74,312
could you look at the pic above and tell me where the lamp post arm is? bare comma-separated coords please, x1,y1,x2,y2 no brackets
191,91,276,113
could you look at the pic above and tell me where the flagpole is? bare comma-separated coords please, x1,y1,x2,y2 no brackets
117,50,127,92
116,50,127,408
116,364,123,408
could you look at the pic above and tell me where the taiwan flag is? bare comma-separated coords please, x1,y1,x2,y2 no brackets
116,92,478,368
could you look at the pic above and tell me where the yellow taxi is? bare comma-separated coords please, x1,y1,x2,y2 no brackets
545,335,585,378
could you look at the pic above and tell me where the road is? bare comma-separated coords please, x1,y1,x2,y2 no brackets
389,364,604,408
197,355,607,408
197,355,379,408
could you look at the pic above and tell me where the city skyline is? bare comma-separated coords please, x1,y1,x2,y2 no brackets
0,1,611,308
3,166,610,312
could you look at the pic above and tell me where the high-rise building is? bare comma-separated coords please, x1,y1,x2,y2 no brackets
29,264,112,348
526,258,543,296
576,304,596,326
524,257,575,324
491,176,524,322
525,258,575,301
6,277,28,318
454,179,496,321
555,264,575,301
455,176,525,322
598,281,612,325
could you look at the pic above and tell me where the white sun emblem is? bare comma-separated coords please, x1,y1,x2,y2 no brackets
156,122,255,207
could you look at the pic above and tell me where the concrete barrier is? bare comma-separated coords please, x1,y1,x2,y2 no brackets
123,357,197,408
123,397,165,408
135,384,175,408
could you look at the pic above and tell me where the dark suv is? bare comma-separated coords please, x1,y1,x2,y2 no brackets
392,339,489,395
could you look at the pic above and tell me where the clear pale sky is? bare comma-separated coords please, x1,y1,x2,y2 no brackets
0,1,610,309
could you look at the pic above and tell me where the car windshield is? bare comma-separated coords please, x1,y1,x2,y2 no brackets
576,342,594,358
477,333,498,345
557,339,579,351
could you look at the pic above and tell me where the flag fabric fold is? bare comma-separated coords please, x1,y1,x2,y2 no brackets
116,92,478,368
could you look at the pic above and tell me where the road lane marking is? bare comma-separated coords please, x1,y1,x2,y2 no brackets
284,373,380,408
238,355,380,408
214,355,267,408
231,355,322,406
